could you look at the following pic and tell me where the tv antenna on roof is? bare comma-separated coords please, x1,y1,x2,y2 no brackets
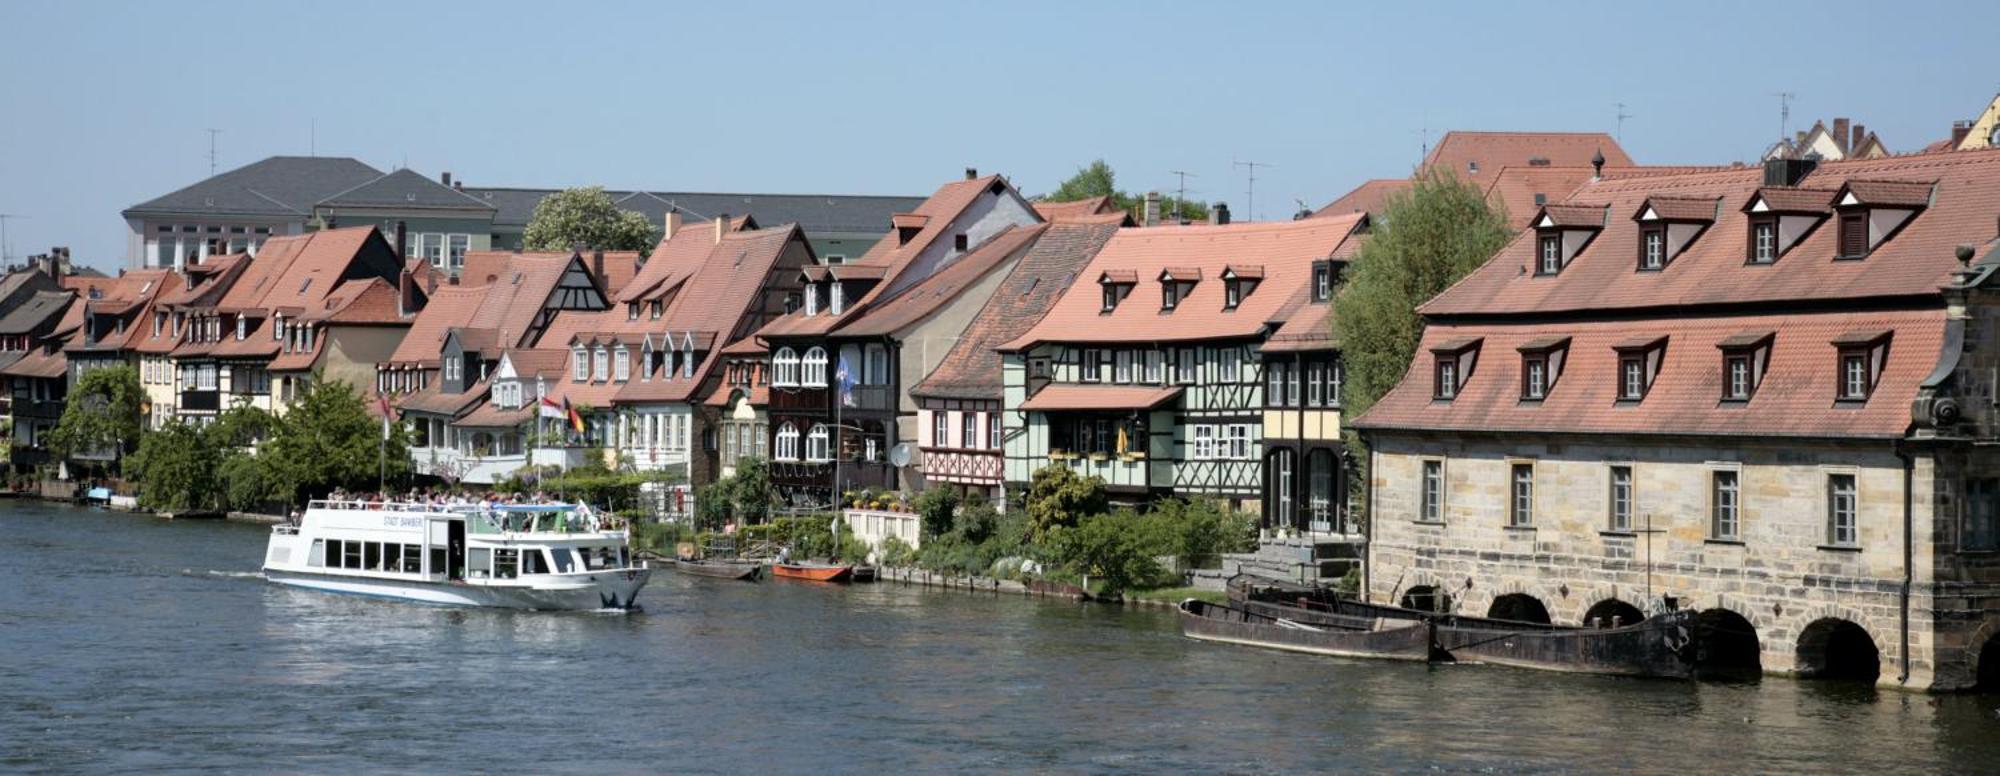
1772,92,1797,141
206,129,222,176
0,213,24,267
1233,158,1271,222
1615,102,1634,143
1168,170,1197,222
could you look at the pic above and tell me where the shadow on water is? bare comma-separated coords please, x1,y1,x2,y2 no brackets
5,501,2000,771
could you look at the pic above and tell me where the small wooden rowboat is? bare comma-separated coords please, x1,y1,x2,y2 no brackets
1178,599,1437,661
673,558,763,581
771,562,853,583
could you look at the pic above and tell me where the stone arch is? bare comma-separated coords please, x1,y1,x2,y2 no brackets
1964,619,2000,691
1693,608,1763,680
1795,617,1882,682
1487,592,1553,625
1399,584,1454,614
1583,599,1647,629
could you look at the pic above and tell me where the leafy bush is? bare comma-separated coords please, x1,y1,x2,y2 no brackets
1053,512,1176,595
877,535,917,567
914,487,961,538
1026,464,1107,542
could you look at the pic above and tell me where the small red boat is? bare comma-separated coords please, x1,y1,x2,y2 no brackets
771,562,853,583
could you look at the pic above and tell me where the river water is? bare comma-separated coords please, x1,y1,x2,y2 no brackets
3,501,1998,774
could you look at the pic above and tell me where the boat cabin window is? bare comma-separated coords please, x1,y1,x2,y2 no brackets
549,548,575,573
468,547,492,578
402,544,424,574
523,548,548,575
309,539,327,567
494,548,520,579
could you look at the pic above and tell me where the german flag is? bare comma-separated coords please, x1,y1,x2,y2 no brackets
564,397,585,434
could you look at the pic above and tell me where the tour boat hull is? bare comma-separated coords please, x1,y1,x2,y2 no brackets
265,567,651,611
1178,599,1436,661
771,563,853,583
673,558,763,581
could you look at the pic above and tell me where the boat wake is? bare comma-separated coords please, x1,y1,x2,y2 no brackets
192,569,265,580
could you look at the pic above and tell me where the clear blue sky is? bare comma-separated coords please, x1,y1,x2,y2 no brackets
3,1,1994,272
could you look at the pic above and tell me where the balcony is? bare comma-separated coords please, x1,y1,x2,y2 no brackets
770,459,897,492
179,390,220,413
768,384,894,414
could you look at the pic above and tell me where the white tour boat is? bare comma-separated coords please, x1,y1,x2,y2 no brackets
262,500,652,610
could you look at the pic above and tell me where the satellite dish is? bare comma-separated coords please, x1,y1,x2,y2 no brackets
888,442,918,468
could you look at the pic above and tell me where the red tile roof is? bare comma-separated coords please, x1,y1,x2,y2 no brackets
1003,215,1368,350
910,222,1121,400
1032,196,1117,220
1638,195,1720,222
1423,149,2000,317
386,286,488,366
1422,131,1633,177
304,278,402,324
1352,309,1944,439
1019,384,1182,412
1313,179,1409,219
833,224,1046,338
613,225,807,404
396,381,488,418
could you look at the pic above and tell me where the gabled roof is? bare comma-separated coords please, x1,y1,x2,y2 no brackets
1836,179,1935,208
396,380,489,419
318,168,497,211
614,224,810,404
1423,149,2000,317
1313,179,1411,219
911,221,1121,400
67,269,174,352
1635,195,1720,222
617,217,755,303
1032,196,1126,222
1422,131,1633,176
1534,204,1609,228
0,290,74,335
386,285,487,365
1745,187,1837,214
1262,231,1371,354
123,156,384,218
463,253,580,348
835,223,1048,338
1005,214,1367,350
303,278,403,324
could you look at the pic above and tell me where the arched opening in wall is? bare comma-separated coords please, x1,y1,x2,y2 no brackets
1399,585,1453,614
1978,633,2000,691
1692,608,1763,681
1795,618,1880,682
1486,593,1553,625
1584,599,1646,629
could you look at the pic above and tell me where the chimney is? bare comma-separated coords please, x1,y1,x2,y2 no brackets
441,171,453,187
453,181,463,191
395,220,408,261
592,248,605,282
1851,123,1866,155
1953,120,1974,148
715,214,729,244
398,265,415,317
965,167,978,180
1763,156,1818,187
1210,202,1231,226
1590,150,1605,180
1142,191,1161,227
1832,118,1851,154
664,211,683,240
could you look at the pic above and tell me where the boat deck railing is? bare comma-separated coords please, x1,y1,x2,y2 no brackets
306,499,477,514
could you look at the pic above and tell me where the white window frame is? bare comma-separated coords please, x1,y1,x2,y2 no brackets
593,347,609,382
1420,458,1445,523
963,413,980,451
806,424,831,462
933,412,949,447
1826,469,1859,547
775,423,800,461
572,347,588,381
773,347,799,387
1509,462,1535,527
1710,466,1742,541
1608,464,1634,532
802,347,828,387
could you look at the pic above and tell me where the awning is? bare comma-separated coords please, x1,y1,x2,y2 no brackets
1019,384,1182,412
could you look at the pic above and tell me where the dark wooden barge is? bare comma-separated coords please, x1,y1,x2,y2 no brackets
1177,599,1437,661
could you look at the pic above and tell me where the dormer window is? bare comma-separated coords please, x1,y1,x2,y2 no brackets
1158,268,1198,311
1099,271,1135,312
1614,335,1668,401
1750,220,1777,264
1632,196,1716,272
649,301,662,320
1832,330,1891,402
572,346,587,381
1516,336,1569,402
954,234,969,251
1742,187,1833,264
1716,331,1774,402
1832,179,1931,260
804,284,820,316
235,316,246,340
593,346,609,382
1530,205,1605,276
613,346,630,382
829,281,844,315
1221,266,1261,310
627,302,640,321
1430,337,1481,401
1311,261,1334,303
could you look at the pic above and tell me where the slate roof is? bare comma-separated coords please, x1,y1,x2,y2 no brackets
0,291,74,335
123,156,384,218
319,168,497,211
1004,214,1369,350
910,222,1120,400
463,185,924,235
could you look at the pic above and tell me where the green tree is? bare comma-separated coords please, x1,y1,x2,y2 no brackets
522,186,660,258
1055,512,1169,595
1333,166,1513,423
1043,159,1209,222
914,487,961,539
129,420,220,511
260,376,410,505
728,457,773,524
207,405,277,449
1025,464,1108,542
48,365,143,471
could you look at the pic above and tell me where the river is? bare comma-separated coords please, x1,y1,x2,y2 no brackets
2,501,1997,774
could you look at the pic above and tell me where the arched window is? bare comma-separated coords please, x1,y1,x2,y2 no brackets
802,347,828,387
806,423,831,461
775,422,800,461
773,347,798,386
